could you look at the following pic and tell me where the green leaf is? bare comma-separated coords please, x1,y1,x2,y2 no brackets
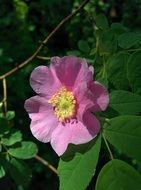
0,155,9,178
78,40,90,53
110,90,141,115
0,165,5,178
8,141,38,159
14,0,28,21
111,23,126,35
0,118,10,134
103,116,141,161
118,32,141,49
2,130,22,146
67,50,81,56
97,77,108,88
6,111,15,120
98,29,117,55
107,52,129,89
58,135,101,190
95,159,141,190
0,111,15,120
127,52,141,94
95,14,109,30
9,158,32,187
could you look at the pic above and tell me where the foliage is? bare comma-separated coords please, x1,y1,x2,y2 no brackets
0,0,141,190
0,113,38,188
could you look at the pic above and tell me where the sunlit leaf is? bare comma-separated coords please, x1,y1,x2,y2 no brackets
110,90,141,115
58,135,101,190
8,141,38,159
118,32,141,49
96,159,141,190
127,52,141,94
2,130,22,146
0,165,5,178
106,52,129,89
0,155,9,178
103,116,141,161
0,111,15,120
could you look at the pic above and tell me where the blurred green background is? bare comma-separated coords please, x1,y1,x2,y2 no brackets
0,0,141,189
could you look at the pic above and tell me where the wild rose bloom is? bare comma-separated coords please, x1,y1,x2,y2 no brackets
24,56,109,156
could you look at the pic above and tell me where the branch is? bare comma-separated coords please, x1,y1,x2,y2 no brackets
2,78,7,114
36,56,50,60
0,0,90,80
34,155,58,175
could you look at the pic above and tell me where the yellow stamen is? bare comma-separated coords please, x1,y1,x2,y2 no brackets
48,87,76,122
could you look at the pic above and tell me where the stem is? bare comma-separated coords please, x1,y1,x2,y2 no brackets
36,56,51,60
93,35,99,64
2,78,7,114
126,48,141,52
102,133,114,160
34,155,58,175
0,0,90,80
119,48,141,54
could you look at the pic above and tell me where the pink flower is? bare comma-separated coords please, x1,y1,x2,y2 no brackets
24,56,109,156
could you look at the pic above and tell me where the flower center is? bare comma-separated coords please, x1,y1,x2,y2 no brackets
48,87,76,122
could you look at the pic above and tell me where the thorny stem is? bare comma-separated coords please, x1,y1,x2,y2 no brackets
2,78,7,114
102,133,114,160
35,155,58,175
0,0,90,80
36,56,51,60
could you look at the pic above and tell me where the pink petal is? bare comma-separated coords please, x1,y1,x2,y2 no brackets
51,112,100,156
24,96,49,120
24,96,58,142
51,56,93,90
82,111,100,136
51,56,81,89
73,81,88,103
74,60,93,89
30,117,57,143
73,83,95,121
89,81,109,112
30,66,61,98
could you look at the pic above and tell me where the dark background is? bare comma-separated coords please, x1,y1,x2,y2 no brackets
0,0,141,189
